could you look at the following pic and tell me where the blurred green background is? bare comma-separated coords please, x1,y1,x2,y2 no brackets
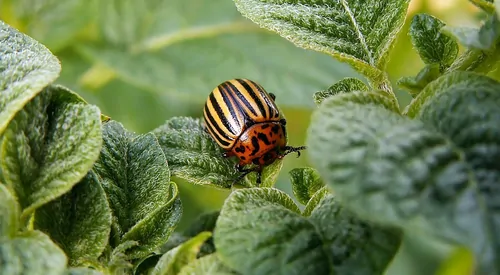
0,0,482,232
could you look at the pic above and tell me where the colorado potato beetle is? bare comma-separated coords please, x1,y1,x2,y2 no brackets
203,78,306,186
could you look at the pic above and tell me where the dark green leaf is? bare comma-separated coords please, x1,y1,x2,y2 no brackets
309,193,402,275
409,14,458,66
289,167,324,205
233,0,410,84
94,121,182,259
34,170,112,266
313,78,369,105
307,98,498,274
0,184,19,238
152,117,281,188
0,85,102,222
443,15,500,51
178,253,238,275
0,20,61,134
417,73,500,273
214,188,332,275
397,64,441,97
151,232,212,275
183,211,219,257
0,230,67,275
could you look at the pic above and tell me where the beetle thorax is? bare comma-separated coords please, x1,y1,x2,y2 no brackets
231,122,287,166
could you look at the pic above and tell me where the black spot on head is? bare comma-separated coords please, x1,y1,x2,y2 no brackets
241,156,246,160
257,133,271,145
251,136,260,156
271,125,280,134
261,124,270,129
235,145,246,153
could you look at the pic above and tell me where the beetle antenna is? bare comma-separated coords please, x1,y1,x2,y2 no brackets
283,146,307,158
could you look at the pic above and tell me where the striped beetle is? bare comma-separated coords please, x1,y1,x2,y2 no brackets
203,78,306,186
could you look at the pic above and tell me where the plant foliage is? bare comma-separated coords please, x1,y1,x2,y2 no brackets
1,0,500,274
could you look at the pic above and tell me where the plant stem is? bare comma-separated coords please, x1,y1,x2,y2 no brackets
446,46,500,75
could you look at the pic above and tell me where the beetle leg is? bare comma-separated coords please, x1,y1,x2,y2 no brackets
269,93,276,101
283,145,307,158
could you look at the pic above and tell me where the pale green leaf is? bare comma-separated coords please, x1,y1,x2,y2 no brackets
178,253,238,275
0,20,61,134
233,0,410,83
0,183,19,238
65,267,104,275
317,90,400,114
307,98,499,274
151,232,212,275
397,64,441,97
417,75,500,273
470,0,495,14
34,170,112,266
0,230,67,275
309,193,402,275
409,14,458,66
0,85,102,222
214,188,332,275
443,15,500,51
93,121,182,259
435,247,475,275
302,186,329,217
152,117,281,188
7,0,98,51
76,0,357,109
313,77,369,105
289,167,324,205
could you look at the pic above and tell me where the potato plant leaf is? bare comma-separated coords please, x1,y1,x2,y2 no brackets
302,187,330,217
317,90,400,114
178,253,238,275
233,0,410,85
151,232,212,275
65,267,104,275
397,64,441,97
289,167,324,205
470,0,495,14
313,77,369,105
93,121,182,259
0,184,18,238
443,15,500,51
0,20,61,134
0,85,102,223
307,98,500,274
152,117,281,188
409,14,458,66
34,170,112,267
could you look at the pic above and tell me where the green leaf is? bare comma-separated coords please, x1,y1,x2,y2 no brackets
443,15,500,51
289,167,324,205
404,71,495,118
0,20,61,135
76,0,357,109
308,193,402,275
0,183,19,238
302,187,329,217
233,0,410,84
470,0,495,14
318,90,400,114
417,74,500,273
0,85,102,222
0,230,67,275
214,188,332,275
183,211,219,257
307,99,499,273
65,267,104,275
397,64,441,97
93,121,182,259
34,170,112,266
178,253,238,275
151,232,212,275
6,0,98,51
435,247,475,275
409,14,458,66
152,117,281,188
313,77,369,105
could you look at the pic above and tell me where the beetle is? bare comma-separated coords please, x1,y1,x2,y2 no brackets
203,78,306,186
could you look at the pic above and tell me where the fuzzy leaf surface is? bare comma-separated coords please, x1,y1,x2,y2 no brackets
443,15,500,51
178,254,238,275
313,77,369,105
233,0,410,82
289,167,324,205
397,64,441,97
0,20,61,134
0,85,102,221
0,184,18,238
0,230,67,275
409,14,458,66
307,98,497,273
417,73,500,273
214,188,332,275
152,117,281,188
151,232,212,275
93,121,181,259
34,170,112,266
